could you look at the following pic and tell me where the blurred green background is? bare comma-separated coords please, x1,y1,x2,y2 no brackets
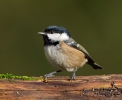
0,0,122,77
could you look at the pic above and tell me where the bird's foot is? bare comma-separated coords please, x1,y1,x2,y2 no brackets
44,73,55,78
43,70,62,82
43,71,57,82
70,72,76,81
43,70,62,79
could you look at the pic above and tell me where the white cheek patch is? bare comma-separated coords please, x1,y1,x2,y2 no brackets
47,33,69,41
48,33,60,41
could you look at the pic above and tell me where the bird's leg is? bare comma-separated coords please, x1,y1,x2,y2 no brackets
71,72,76,80
44,70,62,81
70,68,77,80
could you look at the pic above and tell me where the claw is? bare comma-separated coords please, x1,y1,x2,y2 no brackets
44,74,55,78
70,76,75,80
43,71,57,82
70,71,76,80
43,70,62,82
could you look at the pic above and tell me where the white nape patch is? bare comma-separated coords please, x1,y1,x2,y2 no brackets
47,32,69,42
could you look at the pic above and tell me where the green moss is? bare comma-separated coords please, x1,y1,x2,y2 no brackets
0,73,41,80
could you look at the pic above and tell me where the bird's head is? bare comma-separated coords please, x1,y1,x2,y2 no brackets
38,25,71,46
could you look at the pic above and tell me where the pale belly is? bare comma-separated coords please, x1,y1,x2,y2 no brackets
44,45,87,72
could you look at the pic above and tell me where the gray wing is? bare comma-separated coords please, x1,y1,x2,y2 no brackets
64,38,94,63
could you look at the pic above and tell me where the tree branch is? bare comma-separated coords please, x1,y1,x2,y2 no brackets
0,74,122,100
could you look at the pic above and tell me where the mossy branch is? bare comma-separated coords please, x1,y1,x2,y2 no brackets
0,74,122,99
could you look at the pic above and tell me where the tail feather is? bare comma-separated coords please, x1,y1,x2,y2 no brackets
88,63,103,70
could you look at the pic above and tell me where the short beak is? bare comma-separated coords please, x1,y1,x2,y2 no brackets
38,32,46,35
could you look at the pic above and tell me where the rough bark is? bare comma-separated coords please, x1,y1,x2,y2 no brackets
0,74,122,100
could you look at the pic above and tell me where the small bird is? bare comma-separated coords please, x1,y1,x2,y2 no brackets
38,25,103,80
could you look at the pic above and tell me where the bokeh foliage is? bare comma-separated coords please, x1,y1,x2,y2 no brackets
0,0,122,76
